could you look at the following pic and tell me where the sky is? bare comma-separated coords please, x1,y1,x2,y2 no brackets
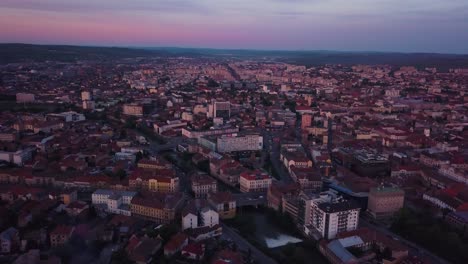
0,0,467,53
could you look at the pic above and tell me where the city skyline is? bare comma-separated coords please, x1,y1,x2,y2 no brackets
1,0,468,54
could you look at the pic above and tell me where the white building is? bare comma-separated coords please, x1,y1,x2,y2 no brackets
239,170,272,193
92,189,137,216
181,200,219,231
199,133,263,153
48,112,86,123
310,197,360,239
0,148,34,166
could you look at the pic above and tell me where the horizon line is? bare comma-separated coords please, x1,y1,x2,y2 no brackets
1,42,468,56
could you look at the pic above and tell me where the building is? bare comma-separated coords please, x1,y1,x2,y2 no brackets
198,133,263,153
191,173,217,198
367,186,404,220
267,182,300,211
123,104,144,116
82,100,95,110
50,225,75,247
181,199,219,231
239,170,272,193
309,193,360,239
207,192,236,219
319,228,408,264
212,101,230,119
129,168,179,193
181,127,239,139
301,114,312,129
81,91,92,101
290,166,322,191
130,192,185,223
0,227,19,253
92,189,137,216
334,148,390,178
16,93,35,103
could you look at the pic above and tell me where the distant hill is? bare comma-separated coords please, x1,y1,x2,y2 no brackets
1,43,468,70
0,43,165,63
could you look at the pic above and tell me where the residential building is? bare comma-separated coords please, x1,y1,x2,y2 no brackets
123,104,144,116
239,170,272,193
130,192,185,223
367,186,404,220
0,227,19,253
191,173,217,198
207,192,236,219
92,189,137,216
50,225,75,247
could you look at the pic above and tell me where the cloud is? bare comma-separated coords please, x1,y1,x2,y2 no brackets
0,0,210,14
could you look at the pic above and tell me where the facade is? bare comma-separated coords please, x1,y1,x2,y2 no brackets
16,93,35,103
181,127,239,139
130,192,185,223
212,101,231,119
50,225,75,247
367,187,404,219
301,114,312,129
191,173,217,198
199,133,263,153
181,199,219,230
207,192,236,219
311,199,360,239
129,169,179,193
92,189,137,216
239,170,272,193
123,104,144,116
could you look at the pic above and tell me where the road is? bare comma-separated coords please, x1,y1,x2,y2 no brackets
221,223,277,264
360,217,450,264
262,128,293,183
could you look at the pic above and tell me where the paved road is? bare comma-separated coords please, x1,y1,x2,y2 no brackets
360,217,450,264
262,129,293,183
221,223,277,264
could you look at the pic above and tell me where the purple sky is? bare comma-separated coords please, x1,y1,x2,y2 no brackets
0,0,467,53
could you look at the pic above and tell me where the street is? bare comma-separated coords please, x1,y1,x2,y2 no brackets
221,223,278,264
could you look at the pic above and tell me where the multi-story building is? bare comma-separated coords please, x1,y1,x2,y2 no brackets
301,114,312,129
211,101,230,119
0,227,19,253
191,173,217,198
50,225,75,247
130,192,185,223
290,166,322,191
16,93,35,103
92,189,137,216
123,104,144,116
367,186,404,220
81,91,92,101
207,192,236,219
198,133,263,153
310,197,360,239
267,182,300,211
129,169,179,193
181,199,219,230
182,127,239,139
239,170,272,193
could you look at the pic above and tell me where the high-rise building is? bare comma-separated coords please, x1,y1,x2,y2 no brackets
81,91,92,101
213,101,230,119
301,114,312,129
